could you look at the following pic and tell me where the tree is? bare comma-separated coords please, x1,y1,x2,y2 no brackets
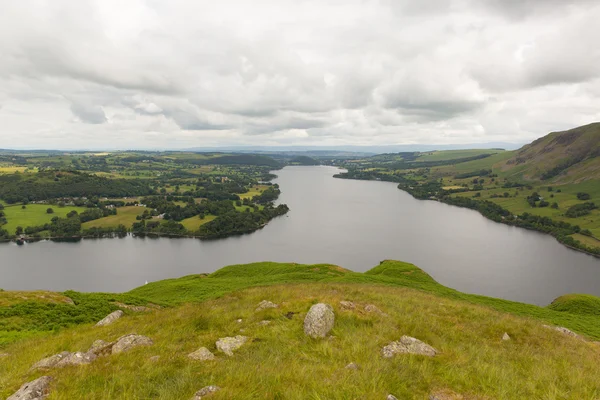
15,226,23,235
21,205,26,209
46,208,54,214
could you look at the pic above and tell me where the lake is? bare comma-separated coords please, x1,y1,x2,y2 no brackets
1,166,599,305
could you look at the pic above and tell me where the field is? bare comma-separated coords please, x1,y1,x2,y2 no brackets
417,149,504,162
0,166,31,174
2,261,600,399
2,204,86,234
180,215,217,231
81,206,146,229
239,185,269,199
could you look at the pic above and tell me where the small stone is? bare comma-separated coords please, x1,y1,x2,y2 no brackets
190,385,220,399
112,334,153,354
387,395,398,400
55,352,96,367
216,336,248,356
149,356,160,362
188,347,215,361
95,310,124,327
87,340,115,356
258,320,271,326
7,376,53,400
303,303,335,338
236,319,243,323
502,332,511,341
364,304,384,314
256,300,278,311
30,352,71,370
340,301,356,310
345,362,359,370
382,336,437,358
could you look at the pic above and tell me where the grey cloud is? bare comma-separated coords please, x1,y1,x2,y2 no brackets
69,102,107,124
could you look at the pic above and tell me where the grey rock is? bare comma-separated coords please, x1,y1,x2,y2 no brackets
191,385,220,399
7,376,53,400
340,301,356,310
114,302,153,312
188,347,215,361
236,318,243,323
95,310,124,327
112,334,153,354
30,351,71,370
387,395,398,400
382,336,437,358
256,300,278,311
216,336,248,356
502,332,511,341
543,325,583,339
345,362,359,370
87,339,115,356
364,304,384,314
304,303,335,338
55,351,96,367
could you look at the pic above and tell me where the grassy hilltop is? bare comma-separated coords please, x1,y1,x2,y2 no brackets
2,261,600,399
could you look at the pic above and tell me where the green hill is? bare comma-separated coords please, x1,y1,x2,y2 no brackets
2,261,600,399
500,122,600,183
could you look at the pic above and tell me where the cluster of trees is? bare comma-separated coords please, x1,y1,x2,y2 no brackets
251,186,281,204
565,202,597,218
198,204,289,238
454,169,493,179
577,192,591,200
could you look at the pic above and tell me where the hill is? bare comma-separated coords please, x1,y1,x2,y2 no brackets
2,261,600,399
500,122,600,183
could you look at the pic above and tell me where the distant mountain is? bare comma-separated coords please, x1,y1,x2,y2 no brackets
500,122,600,183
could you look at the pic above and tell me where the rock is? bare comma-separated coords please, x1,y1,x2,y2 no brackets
149,356,160,362
62,297,75,305
114,302,153,312
387,395,398,400
340,301,356,310
188,347,215,361
190,385,220,399
256,300,278,311
95,310,124,327
236,319,243,323
382,336,437,358
216,336,248,356
55,351,96,367
7,376,53,400
112,334,153,354
87,340,115,356
259,320,271,326
303,303,335,338
543,325,583,339
502,332,511,341
31,352,71,370
364,304,384,314
345,362,359,370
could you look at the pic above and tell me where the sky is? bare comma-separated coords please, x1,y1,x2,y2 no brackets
0,0,599,150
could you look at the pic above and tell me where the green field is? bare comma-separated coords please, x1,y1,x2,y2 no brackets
239,185,269,199
180,215,217,231
2,204,86,234
81,206,146,229
417,149,504,162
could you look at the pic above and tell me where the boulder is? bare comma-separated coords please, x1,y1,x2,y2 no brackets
256,300,278,311
188,347,215,361
55,352,96,367
303,303,335,338
543,325,582,339
364,304,384,314
30,352,71,370
190,385,220,399
502,332,511,341
216,336,248,356
87,340,115,356
112,334,153,354
114,302,154,312
7,376,53,400
382,336,437,358
340,301,356,310
95,310,124,327
387,395,398,400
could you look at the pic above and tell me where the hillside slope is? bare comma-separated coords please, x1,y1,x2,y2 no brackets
500,122,600,183
2,261,600,399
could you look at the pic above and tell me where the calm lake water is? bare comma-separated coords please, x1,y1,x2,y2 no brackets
1,166,600,305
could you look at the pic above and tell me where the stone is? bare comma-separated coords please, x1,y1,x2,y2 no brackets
340,301,356,310
31,352,71,370
364,304,384,314
216,336,248,356
112,334,153,354
190,385,220,399
95,310,124,327
55,351,96,367
149,356,160,362
387,395,398,400
7,376,53,400
303,303,335,338
256,300,278,311
543,325,582,339
188,347,215,361
114,302,153,312
87,340,115,356
345,362,359,370
259,320,271,326
382,336,437,358
236,319,243,323
502,332,511,341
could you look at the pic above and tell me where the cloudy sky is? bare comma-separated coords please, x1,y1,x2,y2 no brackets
0,0,599,150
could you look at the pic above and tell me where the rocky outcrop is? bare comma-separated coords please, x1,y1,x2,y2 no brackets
190,385,220,399
216,336,248,356
304,303,335,338
114,302,154,312
382,336,437,358
364,304,384,314
95,310,124,327
543,325,582,339
256,300,278,311
7,376,53,400
188,347,215,361
340,301,356,310
87,340,115,356
502,332,511,341
31,352,71,370
112,334,153,354
55,351,96,367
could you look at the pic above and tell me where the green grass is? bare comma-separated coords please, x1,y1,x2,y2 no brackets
239,185,268,200
81,206,146,229
2,204,86,234
2,261,600,399
417,149,504,162
180,215,217,231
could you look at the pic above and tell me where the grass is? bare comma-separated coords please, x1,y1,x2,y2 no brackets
239,185,269,200
2,204,86,234
180,215,217,231
81,206,146,229
417,149,504,162
2,261,600,398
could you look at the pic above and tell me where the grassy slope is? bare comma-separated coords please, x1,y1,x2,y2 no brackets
417,149,504,162
180,215,217,231
2,261,600,399
2,204,86,234
81,206,146,229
